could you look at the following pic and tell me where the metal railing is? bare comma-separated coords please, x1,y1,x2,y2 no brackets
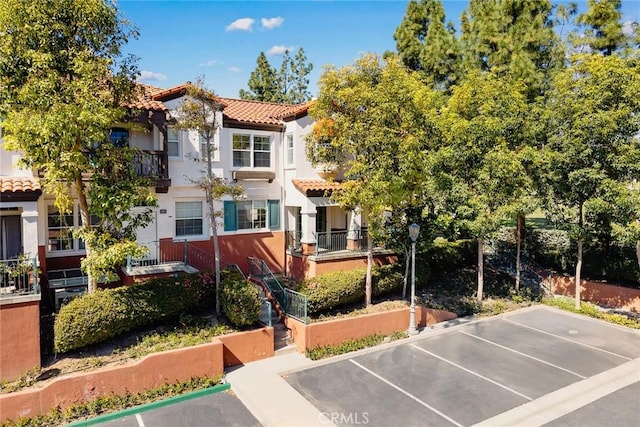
286,230,302,251
248,256,307,324
485,241,552,294
225,263,246,279
0,257,39,296
314,229,368,256
127,240,216,272
133,151,165,178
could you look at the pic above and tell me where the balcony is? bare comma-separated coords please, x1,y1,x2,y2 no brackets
287,229,378,258
133,151,171,193
0,257,39,299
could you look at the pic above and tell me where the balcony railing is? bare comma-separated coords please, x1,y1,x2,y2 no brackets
0,257,39,297
126,240,214,272
133,151,165,178
314,229,368,256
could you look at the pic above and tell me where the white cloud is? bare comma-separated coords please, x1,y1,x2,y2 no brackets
226,18,254,32
267,45,295,56
227,66,241,73
261,17,284,30
622,20,636,37
137,70,167,82
199,59,219,67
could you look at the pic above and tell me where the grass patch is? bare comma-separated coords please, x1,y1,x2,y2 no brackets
0,376,222,427
542,296,640,329
309,300,408,323
305,331,408,360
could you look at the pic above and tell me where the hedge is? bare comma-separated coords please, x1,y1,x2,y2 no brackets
219,273,261,327
54,272,216,353
299,265,403,315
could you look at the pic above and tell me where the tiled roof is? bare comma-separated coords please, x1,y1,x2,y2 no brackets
292,179,342,195
219,98,309,126
125,84,169,112
0,176,41,193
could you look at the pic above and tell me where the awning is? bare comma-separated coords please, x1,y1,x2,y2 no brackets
0,177,42,201
292,179,342,197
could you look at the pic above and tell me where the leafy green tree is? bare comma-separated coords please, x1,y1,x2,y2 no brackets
239,52,279,102
543,54,640,308
394,0,462,89
434,71,531,301
308,54,441,306
174,77,244,317
289,47,313,103
0,0,155,292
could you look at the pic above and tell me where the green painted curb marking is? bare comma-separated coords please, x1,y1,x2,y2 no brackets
66,382,231,426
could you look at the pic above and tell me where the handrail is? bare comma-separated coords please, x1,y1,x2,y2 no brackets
225,263,246,280
485,240,552,294
0,257,39,296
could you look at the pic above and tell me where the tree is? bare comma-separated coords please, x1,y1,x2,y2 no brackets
174,77,244,317
543,54,640,309
434,71,531,301
0,0,155,292
394,0,462,89
572,0,630,56
241,48,313,103
239,52,279,102
308,54,440,307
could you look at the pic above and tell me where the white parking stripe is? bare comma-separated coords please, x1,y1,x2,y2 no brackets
504,318,632,360
349,359,464,427
409,344,533,401
135,413,146,427
459,330,586,379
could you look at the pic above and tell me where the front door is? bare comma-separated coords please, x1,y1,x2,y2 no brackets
132,207,158,264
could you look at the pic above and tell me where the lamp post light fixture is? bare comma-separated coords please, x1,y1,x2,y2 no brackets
408,223,420,335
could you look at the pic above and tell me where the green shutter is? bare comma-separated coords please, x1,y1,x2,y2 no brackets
268,200,280,230
224,201,237,231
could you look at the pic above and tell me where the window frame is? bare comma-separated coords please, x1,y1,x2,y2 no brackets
232,133,272,169
175,201,205,238
285,133,294,166
224,199,280,232
200,131,219,162
46,204,99,254
167,126,181,159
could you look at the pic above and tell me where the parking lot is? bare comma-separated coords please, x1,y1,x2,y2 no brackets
285,306,640,426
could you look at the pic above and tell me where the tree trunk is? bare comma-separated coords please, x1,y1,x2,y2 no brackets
636,240,640,270
365,232,373,307
575,238,583,310
75,177,96,293
515,214,524,292
209,196,220,318
477,238,484,302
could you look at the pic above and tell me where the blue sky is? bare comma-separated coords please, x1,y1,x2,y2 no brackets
118,0,639,99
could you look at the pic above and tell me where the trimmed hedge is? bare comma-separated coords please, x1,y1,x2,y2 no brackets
54,272,216,353
300,265,403,315
219,273,261,328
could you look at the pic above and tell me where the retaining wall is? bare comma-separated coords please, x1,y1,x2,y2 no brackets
285,306,457,353
0,296,41,382
551,275,640,312
0,326,274,423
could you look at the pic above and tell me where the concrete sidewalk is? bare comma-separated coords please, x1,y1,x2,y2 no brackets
225,352,337,427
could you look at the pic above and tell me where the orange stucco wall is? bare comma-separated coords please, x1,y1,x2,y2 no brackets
0,341,224,423
0,299,41,382
551,275,640,313
0,324,275,423
286,253,398,281
218,327,274,367
219,231,285,275
285,306,457,352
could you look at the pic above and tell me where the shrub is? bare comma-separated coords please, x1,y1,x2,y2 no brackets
300,266,403,315
220,274,261,328
306,332,407,360
54,272,216,353
427,238,475,275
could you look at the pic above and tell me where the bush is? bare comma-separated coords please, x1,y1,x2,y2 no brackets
427,238,475,275
300,265,404,315
54,272,216,353
220,273,261,328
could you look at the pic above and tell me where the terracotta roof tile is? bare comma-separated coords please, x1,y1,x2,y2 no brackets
219,98,308,126
292,179,342,195
0,176,41,193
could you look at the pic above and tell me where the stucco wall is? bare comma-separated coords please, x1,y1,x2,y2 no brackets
0,298,41,382
285,306,457,353
0,325,275,423
551,275,640,312
286,253,398,282
219,231,285,274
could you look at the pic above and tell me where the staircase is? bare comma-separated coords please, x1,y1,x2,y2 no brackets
484,241,552,295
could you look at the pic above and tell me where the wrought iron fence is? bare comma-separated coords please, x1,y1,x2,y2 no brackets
0,257,39,296
283,288,307,323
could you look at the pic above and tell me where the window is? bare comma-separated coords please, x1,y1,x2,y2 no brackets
167,126,180,158
47,205,99,252
110,128,129,147
175,202,203,236
200,133,218,162
224,200,280,231
232,133,271,168
286,134,294,165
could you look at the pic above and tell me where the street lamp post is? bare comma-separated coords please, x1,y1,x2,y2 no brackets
408,223,420,335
